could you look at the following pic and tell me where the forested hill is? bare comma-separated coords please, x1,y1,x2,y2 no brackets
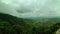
0,13,60,34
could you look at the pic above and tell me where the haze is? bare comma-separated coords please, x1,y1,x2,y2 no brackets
0,0,60,18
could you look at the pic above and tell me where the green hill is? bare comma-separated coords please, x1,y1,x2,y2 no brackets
0,13,60,34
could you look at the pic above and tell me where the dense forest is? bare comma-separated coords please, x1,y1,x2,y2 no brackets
0,13,60,34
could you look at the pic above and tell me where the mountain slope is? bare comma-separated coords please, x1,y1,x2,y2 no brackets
0,13,60,34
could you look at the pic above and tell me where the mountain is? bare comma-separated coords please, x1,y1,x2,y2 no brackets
0,13,60,34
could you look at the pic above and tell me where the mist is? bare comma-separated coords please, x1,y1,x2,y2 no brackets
0,0,60,18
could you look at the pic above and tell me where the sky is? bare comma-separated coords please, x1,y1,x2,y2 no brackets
0,0,60,18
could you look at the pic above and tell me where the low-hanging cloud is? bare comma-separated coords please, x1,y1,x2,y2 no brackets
0,0,60,18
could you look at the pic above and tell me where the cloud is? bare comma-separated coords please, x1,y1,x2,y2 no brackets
0,0,60,18
0,0,19,17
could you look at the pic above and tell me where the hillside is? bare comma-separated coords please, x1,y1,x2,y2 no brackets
0,13,60,34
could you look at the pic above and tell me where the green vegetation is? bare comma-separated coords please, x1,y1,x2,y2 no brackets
0,13,60,34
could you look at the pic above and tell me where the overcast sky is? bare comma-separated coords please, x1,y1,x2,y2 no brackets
0,0,60,18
